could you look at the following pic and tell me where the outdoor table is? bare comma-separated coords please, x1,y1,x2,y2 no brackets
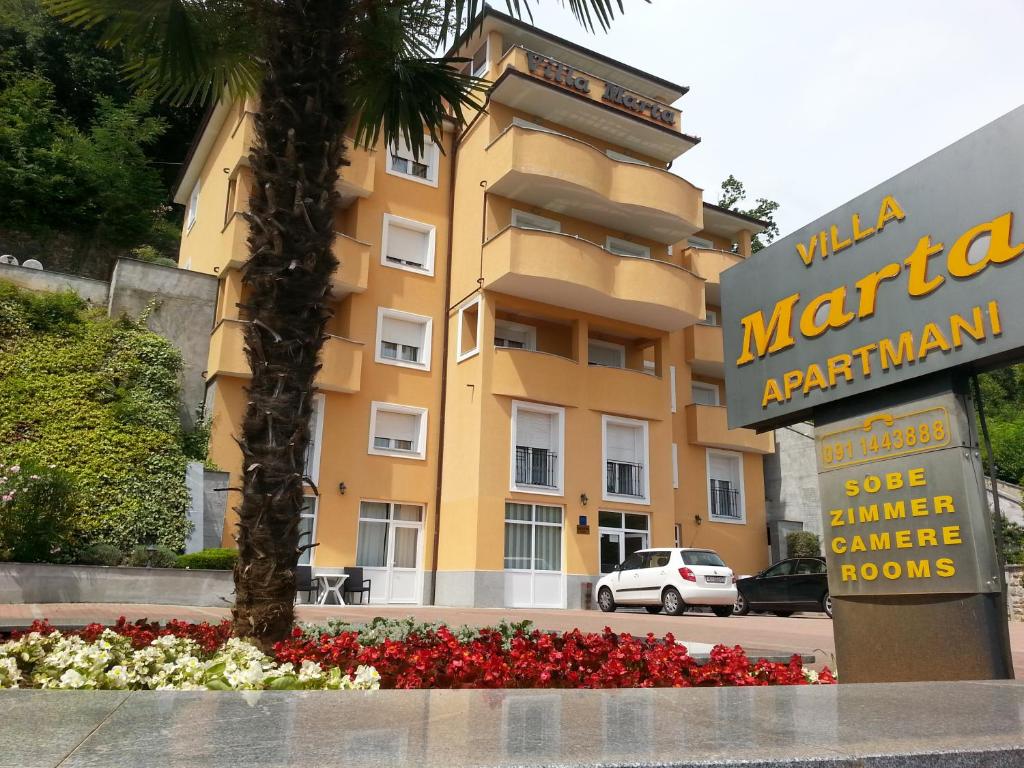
315,574,347,605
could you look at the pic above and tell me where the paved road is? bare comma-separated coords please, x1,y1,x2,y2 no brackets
5,602,1024,672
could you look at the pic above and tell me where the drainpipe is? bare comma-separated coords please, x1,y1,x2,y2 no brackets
429,123,464,606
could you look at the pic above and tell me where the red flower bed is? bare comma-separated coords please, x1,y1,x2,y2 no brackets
274,626,836,689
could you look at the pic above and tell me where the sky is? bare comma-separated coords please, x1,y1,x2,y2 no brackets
495,0,1024,238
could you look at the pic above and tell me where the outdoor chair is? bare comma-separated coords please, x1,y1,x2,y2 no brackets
295,564,320,604
342,566,372,605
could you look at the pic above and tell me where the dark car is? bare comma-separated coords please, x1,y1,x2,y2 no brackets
734,557,831,618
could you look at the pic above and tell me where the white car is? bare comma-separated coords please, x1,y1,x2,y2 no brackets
596,548,737,616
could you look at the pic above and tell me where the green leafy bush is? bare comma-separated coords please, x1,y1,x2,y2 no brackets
0,460,79,563
300,616,537,649
175,548,238,571
0,280,192,552
786,531,821,558
126,544,178,568
77,542,123,566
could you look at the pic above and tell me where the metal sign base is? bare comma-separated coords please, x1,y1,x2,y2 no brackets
815,373,1014,683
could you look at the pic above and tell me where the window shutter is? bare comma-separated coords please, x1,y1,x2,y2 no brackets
709,453,740,485
381,315,423,348
387,223,428,265
375,410,417,443
517,411,554,451
607,424,640,463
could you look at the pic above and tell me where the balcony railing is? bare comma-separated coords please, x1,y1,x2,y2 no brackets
515,447,558,488
607,461,644,497
709,482,742,520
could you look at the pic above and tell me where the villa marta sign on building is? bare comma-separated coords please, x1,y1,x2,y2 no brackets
722,105,1024,433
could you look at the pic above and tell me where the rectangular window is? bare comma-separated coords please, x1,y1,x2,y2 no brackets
688,236,714,249
669,365,677,413
381,214,435,275
511,209,561,233
457,296,482,361
187,180,200,231
603,416,648,503
698,309,719,327
495,319,537,351
471,42,488,77
376,308,432,370
672,442,679,489
674,523,682,548
511,402,564,494
588,339,625,368
692,382,720,406
304,394,325,484
224,178,237,228
297,497,318,566
606,237,651,260
707,450,744,522
387,137,439,186
504,503,562,571
369,402,427,459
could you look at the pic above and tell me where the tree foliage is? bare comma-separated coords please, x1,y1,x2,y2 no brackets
786,531,821,559
0,280,192,552
977,365,1024,486
718,174,780,253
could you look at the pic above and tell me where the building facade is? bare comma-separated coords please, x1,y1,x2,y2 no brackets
173,9,773,608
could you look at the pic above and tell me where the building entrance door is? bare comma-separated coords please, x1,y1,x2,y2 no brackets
356,501,424,605
598,511,650,573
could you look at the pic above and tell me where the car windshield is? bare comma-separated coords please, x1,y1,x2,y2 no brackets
681,550,725,567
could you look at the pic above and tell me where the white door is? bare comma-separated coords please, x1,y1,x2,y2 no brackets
357,502,423,604
387,523,421,603
504,503,564,608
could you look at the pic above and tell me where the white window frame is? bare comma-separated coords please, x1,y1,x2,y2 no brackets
470,40,489,78
511,209,561,233
705,448,746,525
380,213,436,276
588,338,626,368
298,496,319,567
605,236,651,260
672,442,679,490
699,309,719,327
669,365,677,413
375,307,432,371
456,295,483,362
305,393,325,485
495,319,538,351
186,180,200,232
386,136,439,187
510,401,565,496
601,414,650,506
692,381,720,406
368,402,428,460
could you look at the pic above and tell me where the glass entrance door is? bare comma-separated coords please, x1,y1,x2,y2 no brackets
387,523,420,603
356,501,424,604
598,511,650,573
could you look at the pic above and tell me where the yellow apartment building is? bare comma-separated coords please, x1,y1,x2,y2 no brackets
173,8,774,608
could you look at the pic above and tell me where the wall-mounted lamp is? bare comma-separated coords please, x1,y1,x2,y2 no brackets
338,482,347,495
579,493,588,507
693,514,702,526
223,167,231,174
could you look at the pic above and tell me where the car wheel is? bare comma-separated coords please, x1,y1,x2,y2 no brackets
662,586,686,616
712,605,734,618
644,605,662,615
822,592,833,619
598,587,617,613
773,611,794,618
733,593,750,616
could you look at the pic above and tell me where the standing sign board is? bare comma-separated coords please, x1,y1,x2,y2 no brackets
722,106,1024,683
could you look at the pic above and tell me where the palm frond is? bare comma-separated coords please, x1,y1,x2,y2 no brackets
348,1,486,158
42,0,263,104
435,0,637,44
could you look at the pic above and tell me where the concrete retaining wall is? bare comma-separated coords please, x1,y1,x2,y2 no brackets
0,261,109,305
0,562,233,607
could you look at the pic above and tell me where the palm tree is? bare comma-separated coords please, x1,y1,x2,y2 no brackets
46,0,637,649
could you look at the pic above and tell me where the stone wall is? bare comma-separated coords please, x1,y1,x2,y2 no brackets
1006,565,1024,621
0,261,109,305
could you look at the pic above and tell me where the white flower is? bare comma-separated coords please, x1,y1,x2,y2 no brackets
59,669,87,689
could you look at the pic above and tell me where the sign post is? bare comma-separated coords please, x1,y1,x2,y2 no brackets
722,106,1024,682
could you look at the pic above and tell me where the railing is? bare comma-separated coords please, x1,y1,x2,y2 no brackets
515,447,558,488
607,461,644,497
709,482,742,519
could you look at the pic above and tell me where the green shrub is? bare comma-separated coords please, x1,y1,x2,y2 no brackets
786,531,821,558
0,280,192,551
77,542,122,566
126,544,178,568
300,616,537,648
0,460,79,563
175,548,238,570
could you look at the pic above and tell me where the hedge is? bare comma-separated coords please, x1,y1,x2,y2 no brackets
0,281,191,552
176,548,238,571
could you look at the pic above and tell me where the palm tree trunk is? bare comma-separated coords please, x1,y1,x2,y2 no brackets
233,0,350,650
